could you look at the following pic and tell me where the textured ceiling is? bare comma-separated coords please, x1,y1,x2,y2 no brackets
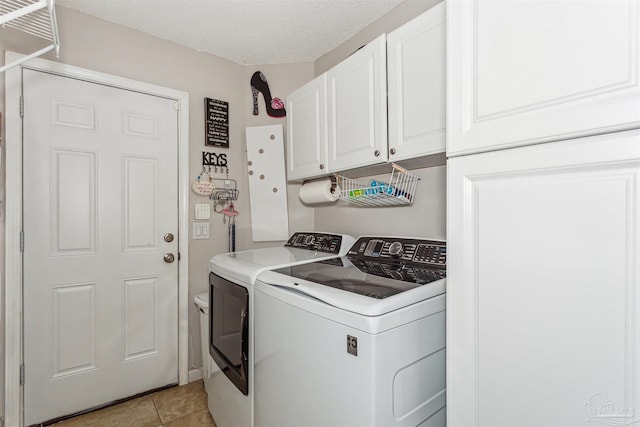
56,0,406,65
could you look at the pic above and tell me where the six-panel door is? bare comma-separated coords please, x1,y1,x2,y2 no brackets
23,69,180,424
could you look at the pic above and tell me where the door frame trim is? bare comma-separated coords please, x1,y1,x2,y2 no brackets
4,51,190,426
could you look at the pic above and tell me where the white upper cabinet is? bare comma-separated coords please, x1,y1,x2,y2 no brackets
388,2,445,161
327,34,388,172
285,74,327,181
447,0,640,156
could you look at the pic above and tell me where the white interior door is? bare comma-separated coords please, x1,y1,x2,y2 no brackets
22,69,179,425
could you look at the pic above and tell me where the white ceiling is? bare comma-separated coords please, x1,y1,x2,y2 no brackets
56,0,406,65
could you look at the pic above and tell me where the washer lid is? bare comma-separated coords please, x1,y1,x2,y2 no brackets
208,233,355,285
257,263,446,317
210,246,344,285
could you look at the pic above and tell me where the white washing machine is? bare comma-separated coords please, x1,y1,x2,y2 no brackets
253,236,447,427
206,232,355,427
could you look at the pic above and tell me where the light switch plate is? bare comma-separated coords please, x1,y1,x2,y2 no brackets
193,222,210,239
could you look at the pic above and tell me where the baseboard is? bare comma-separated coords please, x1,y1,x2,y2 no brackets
188,368,203,383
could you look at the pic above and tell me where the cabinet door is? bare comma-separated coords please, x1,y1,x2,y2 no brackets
327,34,387,172
447,0,640,156
388,3,445,162
286,74,327,181
447,130,640,427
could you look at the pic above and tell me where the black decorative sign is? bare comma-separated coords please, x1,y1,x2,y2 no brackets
205,97,229,148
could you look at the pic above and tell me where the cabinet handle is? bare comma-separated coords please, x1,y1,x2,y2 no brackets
374,150,381,157
319,163,325,170
389,148,396,155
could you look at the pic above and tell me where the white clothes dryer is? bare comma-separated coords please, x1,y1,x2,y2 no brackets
206,232,355,427
253,236,447,427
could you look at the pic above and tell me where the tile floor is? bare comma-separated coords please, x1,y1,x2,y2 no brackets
51,380,216,427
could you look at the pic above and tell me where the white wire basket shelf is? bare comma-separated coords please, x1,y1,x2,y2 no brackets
0,0,60,73
335,164,419,207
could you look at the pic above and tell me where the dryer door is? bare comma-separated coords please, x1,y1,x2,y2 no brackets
209,273,249,395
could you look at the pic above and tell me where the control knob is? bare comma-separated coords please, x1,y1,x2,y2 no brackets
388,241,404,257
303,235,316,246
389,268,405,281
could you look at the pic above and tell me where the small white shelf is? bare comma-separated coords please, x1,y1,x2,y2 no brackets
336,164,419,207
0,0,60,73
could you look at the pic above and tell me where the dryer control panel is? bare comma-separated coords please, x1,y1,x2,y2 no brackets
285,232,345,254
347,236,446,267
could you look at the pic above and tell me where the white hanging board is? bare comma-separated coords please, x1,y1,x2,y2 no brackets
245,124,289,241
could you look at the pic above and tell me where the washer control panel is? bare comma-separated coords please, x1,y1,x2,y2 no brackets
348,236,446,267
285,232,345,254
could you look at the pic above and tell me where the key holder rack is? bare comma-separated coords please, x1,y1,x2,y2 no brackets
202,151,229,174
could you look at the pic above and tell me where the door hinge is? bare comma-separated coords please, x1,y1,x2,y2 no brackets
20,364,25,385
19,96,24,117
20,230,24,252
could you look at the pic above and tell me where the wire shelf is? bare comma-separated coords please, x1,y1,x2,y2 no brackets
0,0,60,73
208,178,239,202
336,164,419,207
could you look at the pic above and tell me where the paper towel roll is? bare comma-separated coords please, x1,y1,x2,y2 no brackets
299,179,340,204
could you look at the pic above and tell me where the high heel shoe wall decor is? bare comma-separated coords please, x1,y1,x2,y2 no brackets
251,71,286,118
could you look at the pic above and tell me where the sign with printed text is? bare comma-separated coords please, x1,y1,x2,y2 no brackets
205,97,229,148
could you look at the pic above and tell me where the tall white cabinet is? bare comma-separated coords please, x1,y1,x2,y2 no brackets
448,130,640,427
447,1,640,426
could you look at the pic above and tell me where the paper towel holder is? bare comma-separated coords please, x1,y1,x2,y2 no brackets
301,175,338,193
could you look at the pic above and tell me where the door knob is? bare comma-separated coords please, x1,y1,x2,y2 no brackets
164,233,174,243
164,253,175,263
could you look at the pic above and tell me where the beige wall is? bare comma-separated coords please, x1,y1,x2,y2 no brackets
315,0,442,75
0,6,314,379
